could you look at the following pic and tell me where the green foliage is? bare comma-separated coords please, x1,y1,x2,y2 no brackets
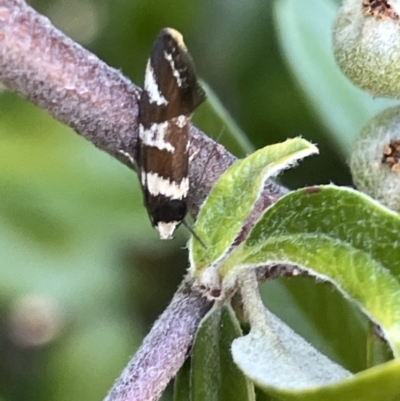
174,305,255,401
189,168,400,400
190,138,317,276
244,356,400,401
232,187,400,398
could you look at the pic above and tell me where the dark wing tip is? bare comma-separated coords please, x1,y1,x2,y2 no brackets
151,28,206,113
191,80,206,110
152,28,187,61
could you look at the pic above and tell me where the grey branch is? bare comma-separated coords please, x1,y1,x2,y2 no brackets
0,0,140,162
104,282,212,401
0,1,288,400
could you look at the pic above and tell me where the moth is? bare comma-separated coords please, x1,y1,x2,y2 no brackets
137,28,206,239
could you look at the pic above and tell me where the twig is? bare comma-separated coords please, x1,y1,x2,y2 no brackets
0,0,139,161
104,280,212,401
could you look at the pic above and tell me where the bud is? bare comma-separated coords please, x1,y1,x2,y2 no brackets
333,0,400,98
350,106,400,212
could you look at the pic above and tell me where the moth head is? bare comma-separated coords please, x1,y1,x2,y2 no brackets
162,28,187,52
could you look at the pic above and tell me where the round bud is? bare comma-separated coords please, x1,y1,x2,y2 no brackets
350,105,400,212
333,0,400,98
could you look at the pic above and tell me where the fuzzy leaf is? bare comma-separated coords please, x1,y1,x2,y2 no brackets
190,305,255,401
189,138,318,277
232,308,350,392
221,185,400,399
173,357,192,401
221,186,400,355
233,311,400,401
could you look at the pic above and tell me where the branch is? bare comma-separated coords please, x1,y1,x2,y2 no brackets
104,280,212,401
0,0,139,161
0,1,289,400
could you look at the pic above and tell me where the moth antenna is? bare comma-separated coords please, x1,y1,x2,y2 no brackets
183,127,226,246
193,126,226,191
182,219,207,249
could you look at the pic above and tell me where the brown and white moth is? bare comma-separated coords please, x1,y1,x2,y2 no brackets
137,28,206,240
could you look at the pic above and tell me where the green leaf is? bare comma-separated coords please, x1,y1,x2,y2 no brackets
174,357,192,401
225,185,400,399
193,81,254,157
261,277,368,372
367,322,394,368
190,305,255,401
245,185,400,281
234,317,400,401
189,138,318,277
222,186,400,356
232,308,351,395
273,0,397,154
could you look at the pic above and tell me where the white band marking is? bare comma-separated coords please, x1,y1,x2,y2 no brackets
144,62,168,105
140,121,175,152
164,51,183,87
172,115,187,128
142,172,189,199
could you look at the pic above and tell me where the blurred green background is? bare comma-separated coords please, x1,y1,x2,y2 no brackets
0,0,397,400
